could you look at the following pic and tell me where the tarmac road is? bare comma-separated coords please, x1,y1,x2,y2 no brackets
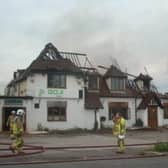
1,129,168,167
0,157,168,168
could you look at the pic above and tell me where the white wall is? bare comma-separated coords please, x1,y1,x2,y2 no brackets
26,74,84,99
137,109,148,127
161,99,168,125
158,107,163,126
99,97,136,128
26,98,95,132
23,73,97,131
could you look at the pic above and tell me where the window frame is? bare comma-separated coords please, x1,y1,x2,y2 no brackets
164,106,168,119
47,101,67,122
88,75,99,90
108,102,129,120
47,73,66,89
111,77,125,91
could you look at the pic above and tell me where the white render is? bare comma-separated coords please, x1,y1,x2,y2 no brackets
1,70,168,132
100,97,137,128
26,98,95,132
24,74,96,131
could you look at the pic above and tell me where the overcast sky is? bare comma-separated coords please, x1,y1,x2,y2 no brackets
0,0,168,94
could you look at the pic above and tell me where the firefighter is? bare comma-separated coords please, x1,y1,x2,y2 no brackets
9,109,24,154
6,110,16,139
112,112,126,153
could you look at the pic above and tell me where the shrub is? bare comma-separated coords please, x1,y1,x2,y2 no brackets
37,123,43,131
37,123,49,132
154,142,168,152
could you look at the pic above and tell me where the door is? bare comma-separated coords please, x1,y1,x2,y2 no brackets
148,106,158,128
2,107,26,131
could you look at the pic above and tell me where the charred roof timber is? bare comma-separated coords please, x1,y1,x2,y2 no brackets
6,43,98,86
134,73,153,82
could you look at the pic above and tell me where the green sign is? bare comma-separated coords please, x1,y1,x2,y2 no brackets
4,99,23,105
48,89,64,95
38,89,64,97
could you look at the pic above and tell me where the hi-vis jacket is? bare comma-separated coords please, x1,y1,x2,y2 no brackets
7,115,15,130
13,118,24,137
112,117,126,136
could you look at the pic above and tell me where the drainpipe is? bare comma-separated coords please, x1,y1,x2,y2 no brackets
135,97,137,122
94,109,98,130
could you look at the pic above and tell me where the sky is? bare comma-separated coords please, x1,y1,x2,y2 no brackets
0,0,168,94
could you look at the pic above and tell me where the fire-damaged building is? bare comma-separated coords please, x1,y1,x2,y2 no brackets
0,43,168,132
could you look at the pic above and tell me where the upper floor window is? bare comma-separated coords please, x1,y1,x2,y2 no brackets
88,76,99,90
111,77,125,91
48,73,66,88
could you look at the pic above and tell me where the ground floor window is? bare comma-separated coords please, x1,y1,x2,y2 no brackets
163,103,168,119
108,102,129,120
47,101,67,121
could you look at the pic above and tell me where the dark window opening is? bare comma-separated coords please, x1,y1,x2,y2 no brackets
164,107,168,119
111,77,125,91
48,73,66,88
88,76,99,90
109,107,128,120
47,101,67,121
34,103,40,109
108,102,129,120
79,90,83,99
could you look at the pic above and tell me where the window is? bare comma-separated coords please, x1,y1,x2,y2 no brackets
108,102,129,120
34,103,40,109
164,106,168,119
48,73,66,88
47,101,67,121
111,77,125,91
88,76,99,90
79,90,83,99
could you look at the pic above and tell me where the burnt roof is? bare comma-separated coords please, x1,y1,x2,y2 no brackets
104,65,127,78
99,77,140,98
29,59,82,73
134,73,153,81
137,92,163,110
15,43,83,82
37,43,63,61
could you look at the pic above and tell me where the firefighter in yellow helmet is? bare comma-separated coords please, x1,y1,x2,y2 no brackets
112,112,126,153
10,109,24,154
6,110,16,139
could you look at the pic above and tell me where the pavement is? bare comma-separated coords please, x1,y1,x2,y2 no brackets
0,128,168,165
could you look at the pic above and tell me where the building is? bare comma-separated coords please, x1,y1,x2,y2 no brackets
0,43,168,132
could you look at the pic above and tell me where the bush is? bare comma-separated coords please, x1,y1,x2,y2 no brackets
37,123,43,131
37,123,49,132
154,142,168,152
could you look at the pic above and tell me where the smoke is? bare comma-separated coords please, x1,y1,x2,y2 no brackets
0,0,168,93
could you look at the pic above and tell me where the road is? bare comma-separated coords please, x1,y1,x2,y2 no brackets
0,157,168,168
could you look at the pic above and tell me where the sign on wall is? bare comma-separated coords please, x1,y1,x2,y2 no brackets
37,88,78,98
4,99,23,105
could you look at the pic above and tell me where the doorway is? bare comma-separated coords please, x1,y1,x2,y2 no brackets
148,106,158,128
2,107,26,131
